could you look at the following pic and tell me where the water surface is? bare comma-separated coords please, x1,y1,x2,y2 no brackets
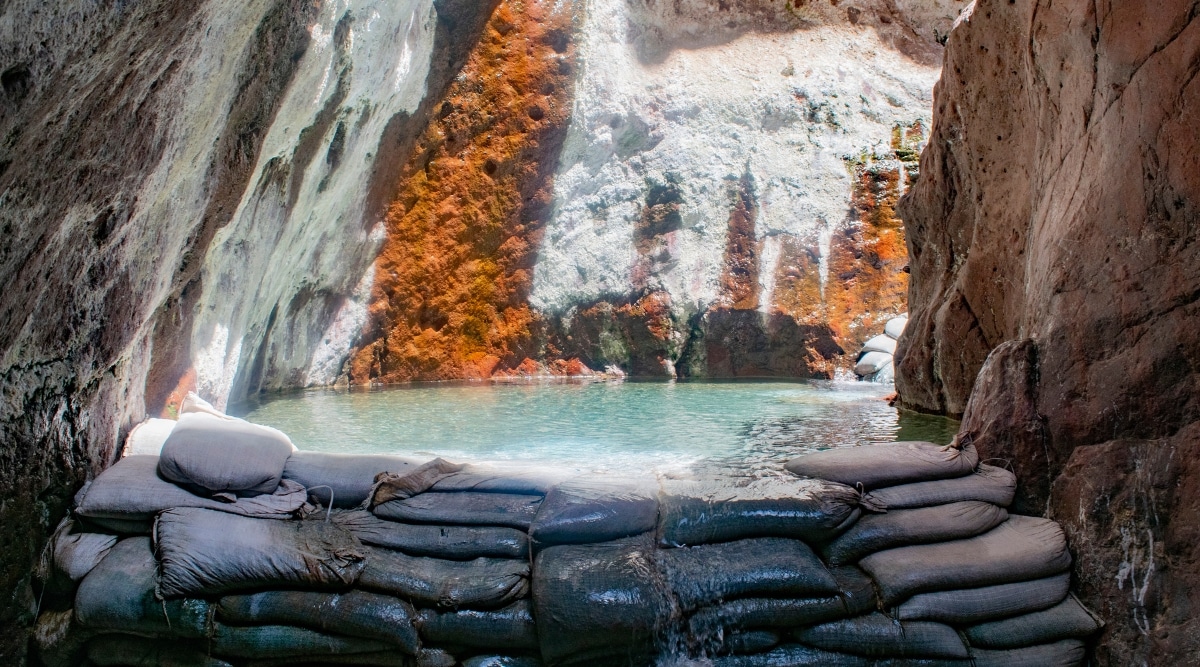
237,380,958,477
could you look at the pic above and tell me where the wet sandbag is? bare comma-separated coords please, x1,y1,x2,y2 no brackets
658,477,861,546
689,567,876,635
530,477,659,546
359,546,529,609
156,507,365,597
864,465,1015,510
785,442,979,490
433,462,573,495
964,595,1102,649
720,630,780,655
217,589,420,652
659,537,839,611
822,501,1008,566
533,536,674,665
462,657,543,667
75,456,307,529
969,639,1086,667
75,537,213,638
333,510,529,559
895,573,1070,625
859,515,1072,606
52,520,117,582
159,412,295,497
284,452,424,508
375,492,542,530
711,644,870,667
87,636,232,667
212,623,390,660
415,601,538,650
793,613,969,659
244,649,455,667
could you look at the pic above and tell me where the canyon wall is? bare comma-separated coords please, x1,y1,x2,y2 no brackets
0,0,497,660
896,0,1200,662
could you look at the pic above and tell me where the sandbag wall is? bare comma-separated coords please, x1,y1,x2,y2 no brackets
35,415,1102,666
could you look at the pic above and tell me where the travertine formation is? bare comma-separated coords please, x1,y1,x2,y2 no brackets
895,0,1200,662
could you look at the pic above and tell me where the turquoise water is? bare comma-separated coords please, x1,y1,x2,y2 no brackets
237,380,958,477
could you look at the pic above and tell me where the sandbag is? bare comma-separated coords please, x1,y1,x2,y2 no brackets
284,452,424,508
244,649,455,667
711,644,870,666
533,536,674,665
217,590,420,652
34,609,92,667
659,537,839,611
969,639,1086,667
964,595,1102,649
792,613,969,659
54,528,117,582
87,636,232,667
370,459,467,505
158,412,295,497
530,477,659,546
658,477,861,546
212,624,390,659
720,630,780,655
359,546,529,609
75,537,212,638
822,501,1008,566
855,351,893,376
415,601,538,649
884,316,907,339
861,335,898,355
156,508,365,598
432,462,572,495
859,515,1072,605
462,657,543,667
75,456,307,528
895,573,1070,625
864,465,1015,510
122,418,177,456
786,442,978,490
688,567,876,635
375,492,542,529
333,510,529,559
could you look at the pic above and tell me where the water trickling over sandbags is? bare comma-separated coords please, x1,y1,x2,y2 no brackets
41,398,1101,666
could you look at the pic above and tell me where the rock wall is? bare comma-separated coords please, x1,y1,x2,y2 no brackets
0,0,498,660
896,0,1200,662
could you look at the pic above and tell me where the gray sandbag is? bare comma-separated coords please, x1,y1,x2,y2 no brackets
864,465,1015,510
75,537,212,638
87,636,232,667
969,639,1086,667
711,644,870,666
658,537,840,611
532,536,674,665
530,477,659,546
217,589,420,652
822,501,1008,566
688,567,877,635
792,613,969,659
895,573,1070,625
158,412,295,497
51,519,117,582
375,492,542,529
785,442,979,490
155,507,365,598
884,316,908,339
859,515,1072,606
333,510,529,559
462,657,543,667
720,630,780,655
415,601,538,649
862,334,898,355
75,456,307,529
212,623,390,659
963,595,1102,649
855,351,893,376
359,546,529,609
433,462,573,495
370,459,467,505
284,452,424,508
658,477,861,547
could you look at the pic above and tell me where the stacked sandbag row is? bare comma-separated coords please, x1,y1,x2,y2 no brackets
854,314,907,382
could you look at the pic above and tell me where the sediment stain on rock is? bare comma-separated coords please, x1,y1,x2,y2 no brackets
350,0,580,383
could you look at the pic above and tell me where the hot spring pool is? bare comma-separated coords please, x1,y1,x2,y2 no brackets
235,380,958,477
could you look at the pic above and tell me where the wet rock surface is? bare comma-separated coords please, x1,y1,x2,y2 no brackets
895,0,1200,661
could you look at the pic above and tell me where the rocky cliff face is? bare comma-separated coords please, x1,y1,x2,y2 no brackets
0,0,497,659
897,0,1200,662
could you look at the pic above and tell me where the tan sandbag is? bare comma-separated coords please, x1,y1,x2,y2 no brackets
864,464,1016,510
895,573,1070,625
822,501,1008,566
785,442,978,490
